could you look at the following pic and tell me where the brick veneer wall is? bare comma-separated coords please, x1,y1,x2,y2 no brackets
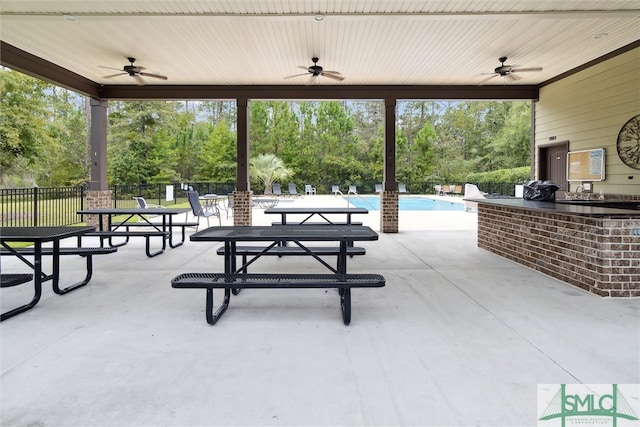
477,204,640,297
380,191,398,233
233,190,253,226
84,189,111,229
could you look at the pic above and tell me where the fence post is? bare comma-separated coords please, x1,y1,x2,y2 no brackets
33,187,39,227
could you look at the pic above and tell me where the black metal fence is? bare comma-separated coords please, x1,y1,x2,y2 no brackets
0,180,519,227
0,186,85,227
0,182,237,227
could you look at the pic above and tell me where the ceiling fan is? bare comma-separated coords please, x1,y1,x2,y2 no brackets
481,56,542,81
101,57,168,85
285,57,345,81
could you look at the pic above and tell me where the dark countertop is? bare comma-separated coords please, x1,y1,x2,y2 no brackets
468,198,640,218
555,199,640,209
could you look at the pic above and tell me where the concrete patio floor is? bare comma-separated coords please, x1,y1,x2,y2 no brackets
1,195,639,426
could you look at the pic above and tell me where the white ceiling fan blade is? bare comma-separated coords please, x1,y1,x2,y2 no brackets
99,65,125,71
133,74,145,85
284,73,309,79
511,67,543,73
322,70,342,75
505,73,518,81
480,74,499,82
140,72,168,80
103,72,127,78
322,72,345,81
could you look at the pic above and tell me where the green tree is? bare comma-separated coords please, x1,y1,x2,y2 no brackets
486,102,532,168
195,120,236,182
0,69,50,186
249,153,292,195
40,87,88,186
107,101,179,184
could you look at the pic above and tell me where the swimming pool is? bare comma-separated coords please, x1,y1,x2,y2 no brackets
344,196,464,211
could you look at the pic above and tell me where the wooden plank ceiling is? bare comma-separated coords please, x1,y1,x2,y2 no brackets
1,1,638,94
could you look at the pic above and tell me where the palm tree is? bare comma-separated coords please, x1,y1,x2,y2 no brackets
249,153,293,195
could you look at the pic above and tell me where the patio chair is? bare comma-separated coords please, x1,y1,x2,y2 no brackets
187,191,221,230
375,183,382,193
305,184,316,195
434,185,445,196
348,185,358,195
225,193,234,219
272,183,283,197
133,196,164,209
398,183,407,193
288,183,300,197
332,185,343,196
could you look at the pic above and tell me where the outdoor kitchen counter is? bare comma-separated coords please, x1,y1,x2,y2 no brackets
469,198,640,297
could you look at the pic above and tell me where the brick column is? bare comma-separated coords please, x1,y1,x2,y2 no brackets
380,191,398,233
233,190,253,226
84,189,111,229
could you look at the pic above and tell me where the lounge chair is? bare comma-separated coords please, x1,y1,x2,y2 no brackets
304,184,316,195
272,183,283,197
398,183,407,193
375,184,382,193
288,183,300,197
133,196,164,209
187,191,221,230
348,185,357,195
332,185,343,196
463,183,487,212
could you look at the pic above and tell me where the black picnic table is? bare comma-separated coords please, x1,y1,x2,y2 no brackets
178,224,383,324
190,224,378,275
1,226,95,321
263,206,368,225
77,207,191,256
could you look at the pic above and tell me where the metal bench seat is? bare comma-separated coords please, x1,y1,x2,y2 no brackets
172,272,385,326
0,273,34,288
270,221,363,226
1,246,117,294
84,230,169,257
1,247,117,256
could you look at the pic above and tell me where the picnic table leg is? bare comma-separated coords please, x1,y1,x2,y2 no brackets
226,242,242,295
52,253,94,295
205,287,231,325
0,242,44,321
337,241,351,325
340,288,351,325
167,215,186,249
144,234,166,257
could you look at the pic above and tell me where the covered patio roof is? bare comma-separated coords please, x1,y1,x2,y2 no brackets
1,1,639,100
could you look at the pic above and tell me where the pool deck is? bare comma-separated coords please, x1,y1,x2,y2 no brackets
1,194,638,426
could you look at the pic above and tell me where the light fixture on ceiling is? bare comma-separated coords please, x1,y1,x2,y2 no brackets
593,32,608,40
62,14,77,21
314,14,325,22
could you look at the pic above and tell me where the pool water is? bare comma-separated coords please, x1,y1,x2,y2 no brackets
344,196,464,211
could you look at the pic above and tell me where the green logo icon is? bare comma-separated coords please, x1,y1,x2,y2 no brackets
539,384,639,426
